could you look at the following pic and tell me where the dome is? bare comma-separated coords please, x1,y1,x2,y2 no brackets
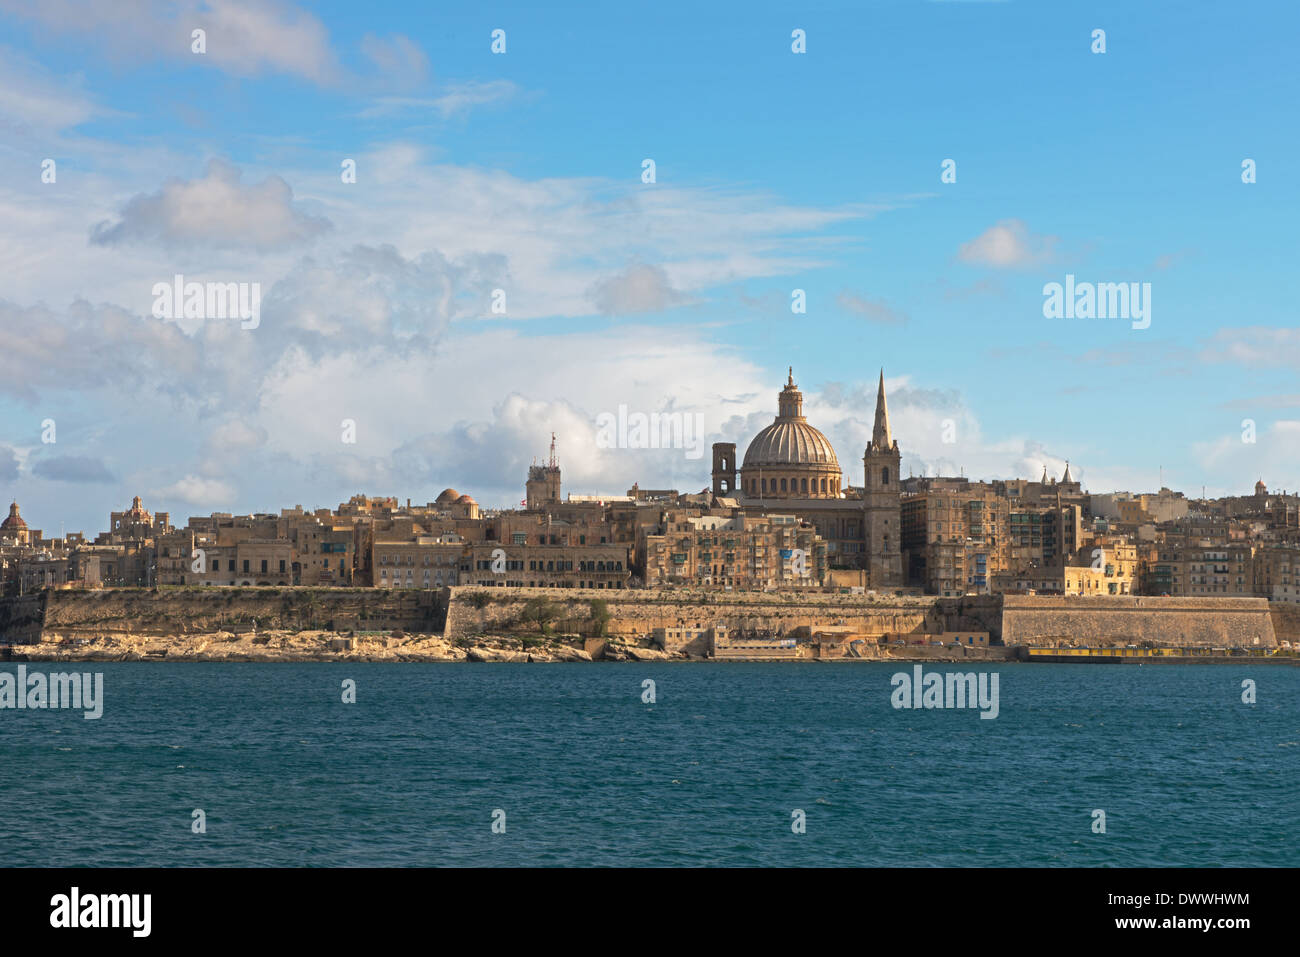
738,369,843,500
1,502,26,530
743,420,839,468
741,369,839,468
435,488,460,505
455,494,476,505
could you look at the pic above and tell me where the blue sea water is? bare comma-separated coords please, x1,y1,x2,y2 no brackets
0,662,1295,867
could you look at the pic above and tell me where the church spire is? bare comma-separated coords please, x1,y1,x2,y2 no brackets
1062,460,1073,484
871,369,892,450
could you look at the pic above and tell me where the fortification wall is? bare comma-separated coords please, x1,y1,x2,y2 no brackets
1267,602,1300,646
4,587,1280,652
1001,595,1276,648
0,593,46,645
443,586,998,641
3,587,447,643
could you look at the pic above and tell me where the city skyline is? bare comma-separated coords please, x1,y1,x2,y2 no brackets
2,1,1297,534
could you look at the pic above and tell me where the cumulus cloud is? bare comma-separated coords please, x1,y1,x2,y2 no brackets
32,455,115,483
202,419,268,459
0,0,343,85
589,263,686,316
0,299,198,403
90,159,331,250
957,219,1058,268
153,474,238,506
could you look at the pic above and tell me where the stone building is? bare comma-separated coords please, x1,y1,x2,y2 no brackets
638,511,826,589
713,368,903,588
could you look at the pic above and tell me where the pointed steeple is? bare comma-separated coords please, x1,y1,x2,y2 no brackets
1062,461,1073,484
871,369,892,450
1040,465,1048,483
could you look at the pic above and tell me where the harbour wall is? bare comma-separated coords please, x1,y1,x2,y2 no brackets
0,587,1285,651
999,595,1277,648
443,587,1001,642
2,587,446,643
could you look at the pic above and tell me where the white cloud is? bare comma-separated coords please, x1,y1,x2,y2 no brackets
589,263,686,316
359,33,429,88
1200,327,1300,369
0,48,105,133
0,0,342,85
90,158,332,250
153,474,237,506
957,218,1058,268
360,80,521,119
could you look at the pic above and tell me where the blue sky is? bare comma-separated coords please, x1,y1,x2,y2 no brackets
1,0,1297,535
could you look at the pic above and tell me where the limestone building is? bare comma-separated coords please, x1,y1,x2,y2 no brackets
711,368,903,588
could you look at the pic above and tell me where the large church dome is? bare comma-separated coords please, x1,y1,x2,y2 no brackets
743,421,839,468
740,370,842,499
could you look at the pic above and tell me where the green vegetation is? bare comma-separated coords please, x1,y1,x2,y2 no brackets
520,597,560,634
588,598,610,637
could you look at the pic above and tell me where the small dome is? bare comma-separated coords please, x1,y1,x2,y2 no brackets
1,502,26,530
435,488,460,505
455,494,476,505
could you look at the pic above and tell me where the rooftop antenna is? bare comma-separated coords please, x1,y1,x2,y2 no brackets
549,432,557,469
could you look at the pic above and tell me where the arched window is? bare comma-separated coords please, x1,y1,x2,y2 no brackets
761,478,767,493
881,467,889,485
820,478,826,494
780,478,787,492
800,478,808,493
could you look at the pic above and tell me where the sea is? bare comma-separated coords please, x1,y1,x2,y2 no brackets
1,662,1295,867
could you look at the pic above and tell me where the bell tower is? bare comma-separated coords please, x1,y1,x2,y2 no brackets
712,442,737,496
862,370,902,587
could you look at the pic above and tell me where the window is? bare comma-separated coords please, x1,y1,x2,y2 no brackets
279,560,286,572
261,559,268,573
882,467,889,485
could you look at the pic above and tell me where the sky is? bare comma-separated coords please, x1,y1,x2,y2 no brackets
1,0,1297,537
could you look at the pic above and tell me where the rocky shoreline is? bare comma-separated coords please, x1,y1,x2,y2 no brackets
0,629,1006,664
2,629,687,664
